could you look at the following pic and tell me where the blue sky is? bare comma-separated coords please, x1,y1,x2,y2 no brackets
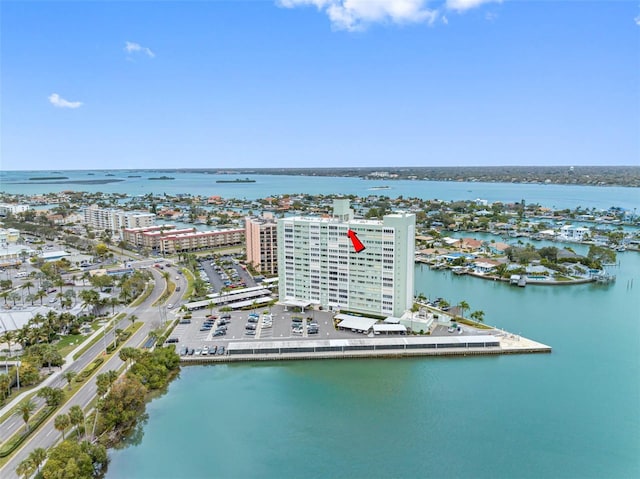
1,0,639,170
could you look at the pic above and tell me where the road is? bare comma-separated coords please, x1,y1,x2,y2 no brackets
0,266,186,478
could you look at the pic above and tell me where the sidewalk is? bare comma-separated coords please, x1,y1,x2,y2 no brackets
0,319,113,418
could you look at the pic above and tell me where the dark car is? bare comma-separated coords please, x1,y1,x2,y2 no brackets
245,323,256,330
200,326,212,331
221,314,232,319
210,345,217,355
179,319,192,324
216,346,225,355
188,348,195,356
166,337,179,344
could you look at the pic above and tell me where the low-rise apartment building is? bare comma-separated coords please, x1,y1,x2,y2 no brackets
123,225,244,254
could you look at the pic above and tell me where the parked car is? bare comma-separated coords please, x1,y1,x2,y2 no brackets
245,323,256,330
213,329,226,336
216,346,225,355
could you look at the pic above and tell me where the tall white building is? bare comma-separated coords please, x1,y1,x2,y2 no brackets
83,205,155,237
278,199,415,318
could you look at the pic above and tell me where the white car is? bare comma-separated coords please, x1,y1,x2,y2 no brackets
167,304,174,309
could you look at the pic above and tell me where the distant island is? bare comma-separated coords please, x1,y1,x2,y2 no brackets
29,176,68,181
17,179,124,185
128,175,142,178
216,178,256,184
149,176,175,180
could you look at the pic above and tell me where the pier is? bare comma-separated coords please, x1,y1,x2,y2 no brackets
179,334,551,364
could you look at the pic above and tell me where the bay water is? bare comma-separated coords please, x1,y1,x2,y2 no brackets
106,252,639,479
1,170,639,211
2,170,638,477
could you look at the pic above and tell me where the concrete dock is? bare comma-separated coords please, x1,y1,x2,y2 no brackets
179,333,551,364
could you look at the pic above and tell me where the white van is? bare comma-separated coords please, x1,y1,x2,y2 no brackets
16,272,28,278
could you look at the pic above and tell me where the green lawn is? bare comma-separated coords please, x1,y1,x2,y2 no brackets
56,334,87,357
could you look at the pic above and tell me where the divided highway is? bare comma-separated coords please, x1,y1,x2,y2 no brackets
0,266,186,479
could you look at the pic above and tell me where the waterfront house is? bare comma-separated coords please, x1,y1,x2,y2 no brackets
484,241,511,255
472,259,501,274
559,225,590,242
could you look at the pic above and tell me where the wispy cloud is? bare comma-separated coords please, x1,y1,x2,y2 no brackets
124,41,155,58
485,11,498,22
48,93,83,109
278,0,503,30
635,15,640,26
278,0,438,31
446,0,502,12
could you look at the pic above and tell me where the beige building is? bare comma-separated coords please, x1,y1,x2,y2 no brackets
123,225,244,254
245,214,278,275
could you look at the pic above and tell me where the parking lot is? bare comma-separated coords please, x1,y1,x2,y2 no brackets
168,303,367,357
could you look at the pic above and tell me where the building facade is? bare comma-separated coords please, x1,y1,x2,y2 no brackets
245,214,278,275
83,205,156,236
123,225,244,254
0,203,30,216
278,199,415,317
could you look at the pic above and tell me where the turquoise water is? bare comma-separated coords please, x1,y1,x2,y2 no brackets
1,169,639,211
106,251,640,479
4,171,638,477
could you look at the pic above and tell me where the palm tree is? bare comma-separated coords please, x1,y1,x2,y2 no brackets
129,315,137,326
109,296,120,314
63,370,77,390
27,447,47,474
21,280,34,295
68,405,84,439
457,300,470,319
16,456,35,479
35,289,47,305
119,347,140,367
470,310,485,323
8,291,21,306
16,399,36,433
54,412,70,440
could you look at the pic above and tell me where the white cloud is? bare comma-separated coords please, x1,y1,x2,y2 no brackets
446,0,502,12
48,93,83,109
278,0,438,31
635,15,640,26
124,41,155,58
